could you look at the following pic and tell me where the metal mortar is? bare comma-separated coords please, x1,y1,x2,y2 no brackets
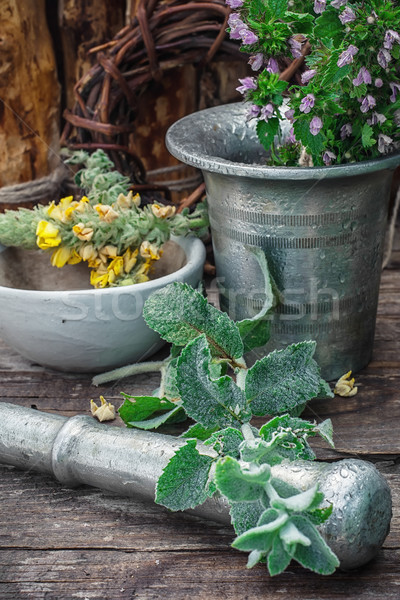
0,402,392,571
166,103,400,380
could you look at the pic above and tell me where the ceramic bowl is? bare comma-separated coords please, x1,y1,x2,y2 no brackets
0,236,205,372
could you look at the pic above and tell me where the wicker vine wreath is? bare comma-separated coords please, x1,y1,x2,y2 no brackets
60,0,249,199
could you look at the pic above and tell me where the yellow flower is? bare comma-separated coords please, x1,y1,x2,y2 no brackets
46,202,64,221
107,256,124,277
73,223,94,241
123,248,138,273
95,204,119,222
90,396,116,422
67,250,82,265
36,220,61,249
116,191,141,209
151,203,176,219
90,270,109,288
334,371,358,397
140,240,162,260
51,246,73,268
79,243,97,262
98,245,118,263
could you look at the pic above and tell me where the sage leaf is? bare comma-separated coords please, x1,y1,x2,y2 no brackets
267,536,292,576
232,508,288,552
271,484,320,513
215,456,270,502
289,515,340,575
237,248,274,353
182,423,219,441
204,427,244,458
156,440,215,511
143,282,244,362
245,341,333,416
176,334,248,428
229,499,266,536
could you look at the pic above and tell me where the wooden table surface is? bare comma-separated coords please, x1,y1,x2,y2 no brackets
1,245,400,599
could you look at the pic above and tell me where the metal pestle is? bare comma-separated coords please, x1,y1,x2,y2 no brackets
0,402,392,570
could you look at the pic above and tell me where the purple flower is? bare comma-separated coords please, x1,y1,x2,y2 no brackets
331,0,347,7
384,30,400,50
260,104,274,121
236,77,257,95
241,28,258,45
310,116,323,135
249,53,264,71
367,112,387,126
378,134,393,154
287,128,297,144
284,108,295,121
323,151,336,165
360,95,376,113
299,93,315,114
225,0,244,8
375,78,383,88
266,58,279,74
352,67,372,87
246,104,260,121
289,37,303,59
227,13,244,40
389,82,400,103
337,45,359,67
340,123,352,140
377,48,391,69
339,7,356,24
301,69,317,84
314,0,326,14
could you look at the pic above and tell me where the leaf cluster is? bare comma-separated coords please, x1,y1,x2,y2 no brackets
118,281,338,576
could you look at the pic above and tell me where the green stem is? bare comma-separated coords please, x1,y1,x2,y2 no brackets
92,360,167,386
241,422,255,442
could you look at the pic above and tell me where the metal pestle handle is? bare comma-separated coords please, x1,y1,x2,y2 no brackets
0,402,392,570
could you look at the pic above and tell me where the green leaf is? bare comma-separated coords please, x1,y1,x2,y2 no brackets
232,508,288,552
204,427,244,458
289,515,340,575
293,119,325,157
143,283,244,362
123,404,186,430
161,357,180,401
229,499,266,535
215,456,270,502
267,536,292,575
271,484,320,513
313,10,343,44
361,123,377,148
237,248,274,353
307,504,333,526
155,440,215,511
176,335,249,429
119,396,177,423
316,418,334,447
182,423,219,441
245,341,331,416
257,118,280,152
268,0,287,18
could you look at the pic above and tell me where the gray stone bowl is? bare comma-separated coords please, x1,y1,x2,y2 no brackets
0,236,205,372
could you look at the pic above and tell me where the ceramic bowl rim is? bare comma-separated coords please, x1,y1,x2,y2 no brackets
0,235,205,298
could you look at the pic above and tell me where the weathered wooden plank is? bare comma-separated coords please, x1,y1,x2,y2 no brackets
1,548,400,600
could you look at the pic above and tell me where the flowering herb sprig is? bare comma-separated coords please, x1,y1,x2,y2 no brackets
0,150,208,288
113,282,338,576
227,0,400,166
